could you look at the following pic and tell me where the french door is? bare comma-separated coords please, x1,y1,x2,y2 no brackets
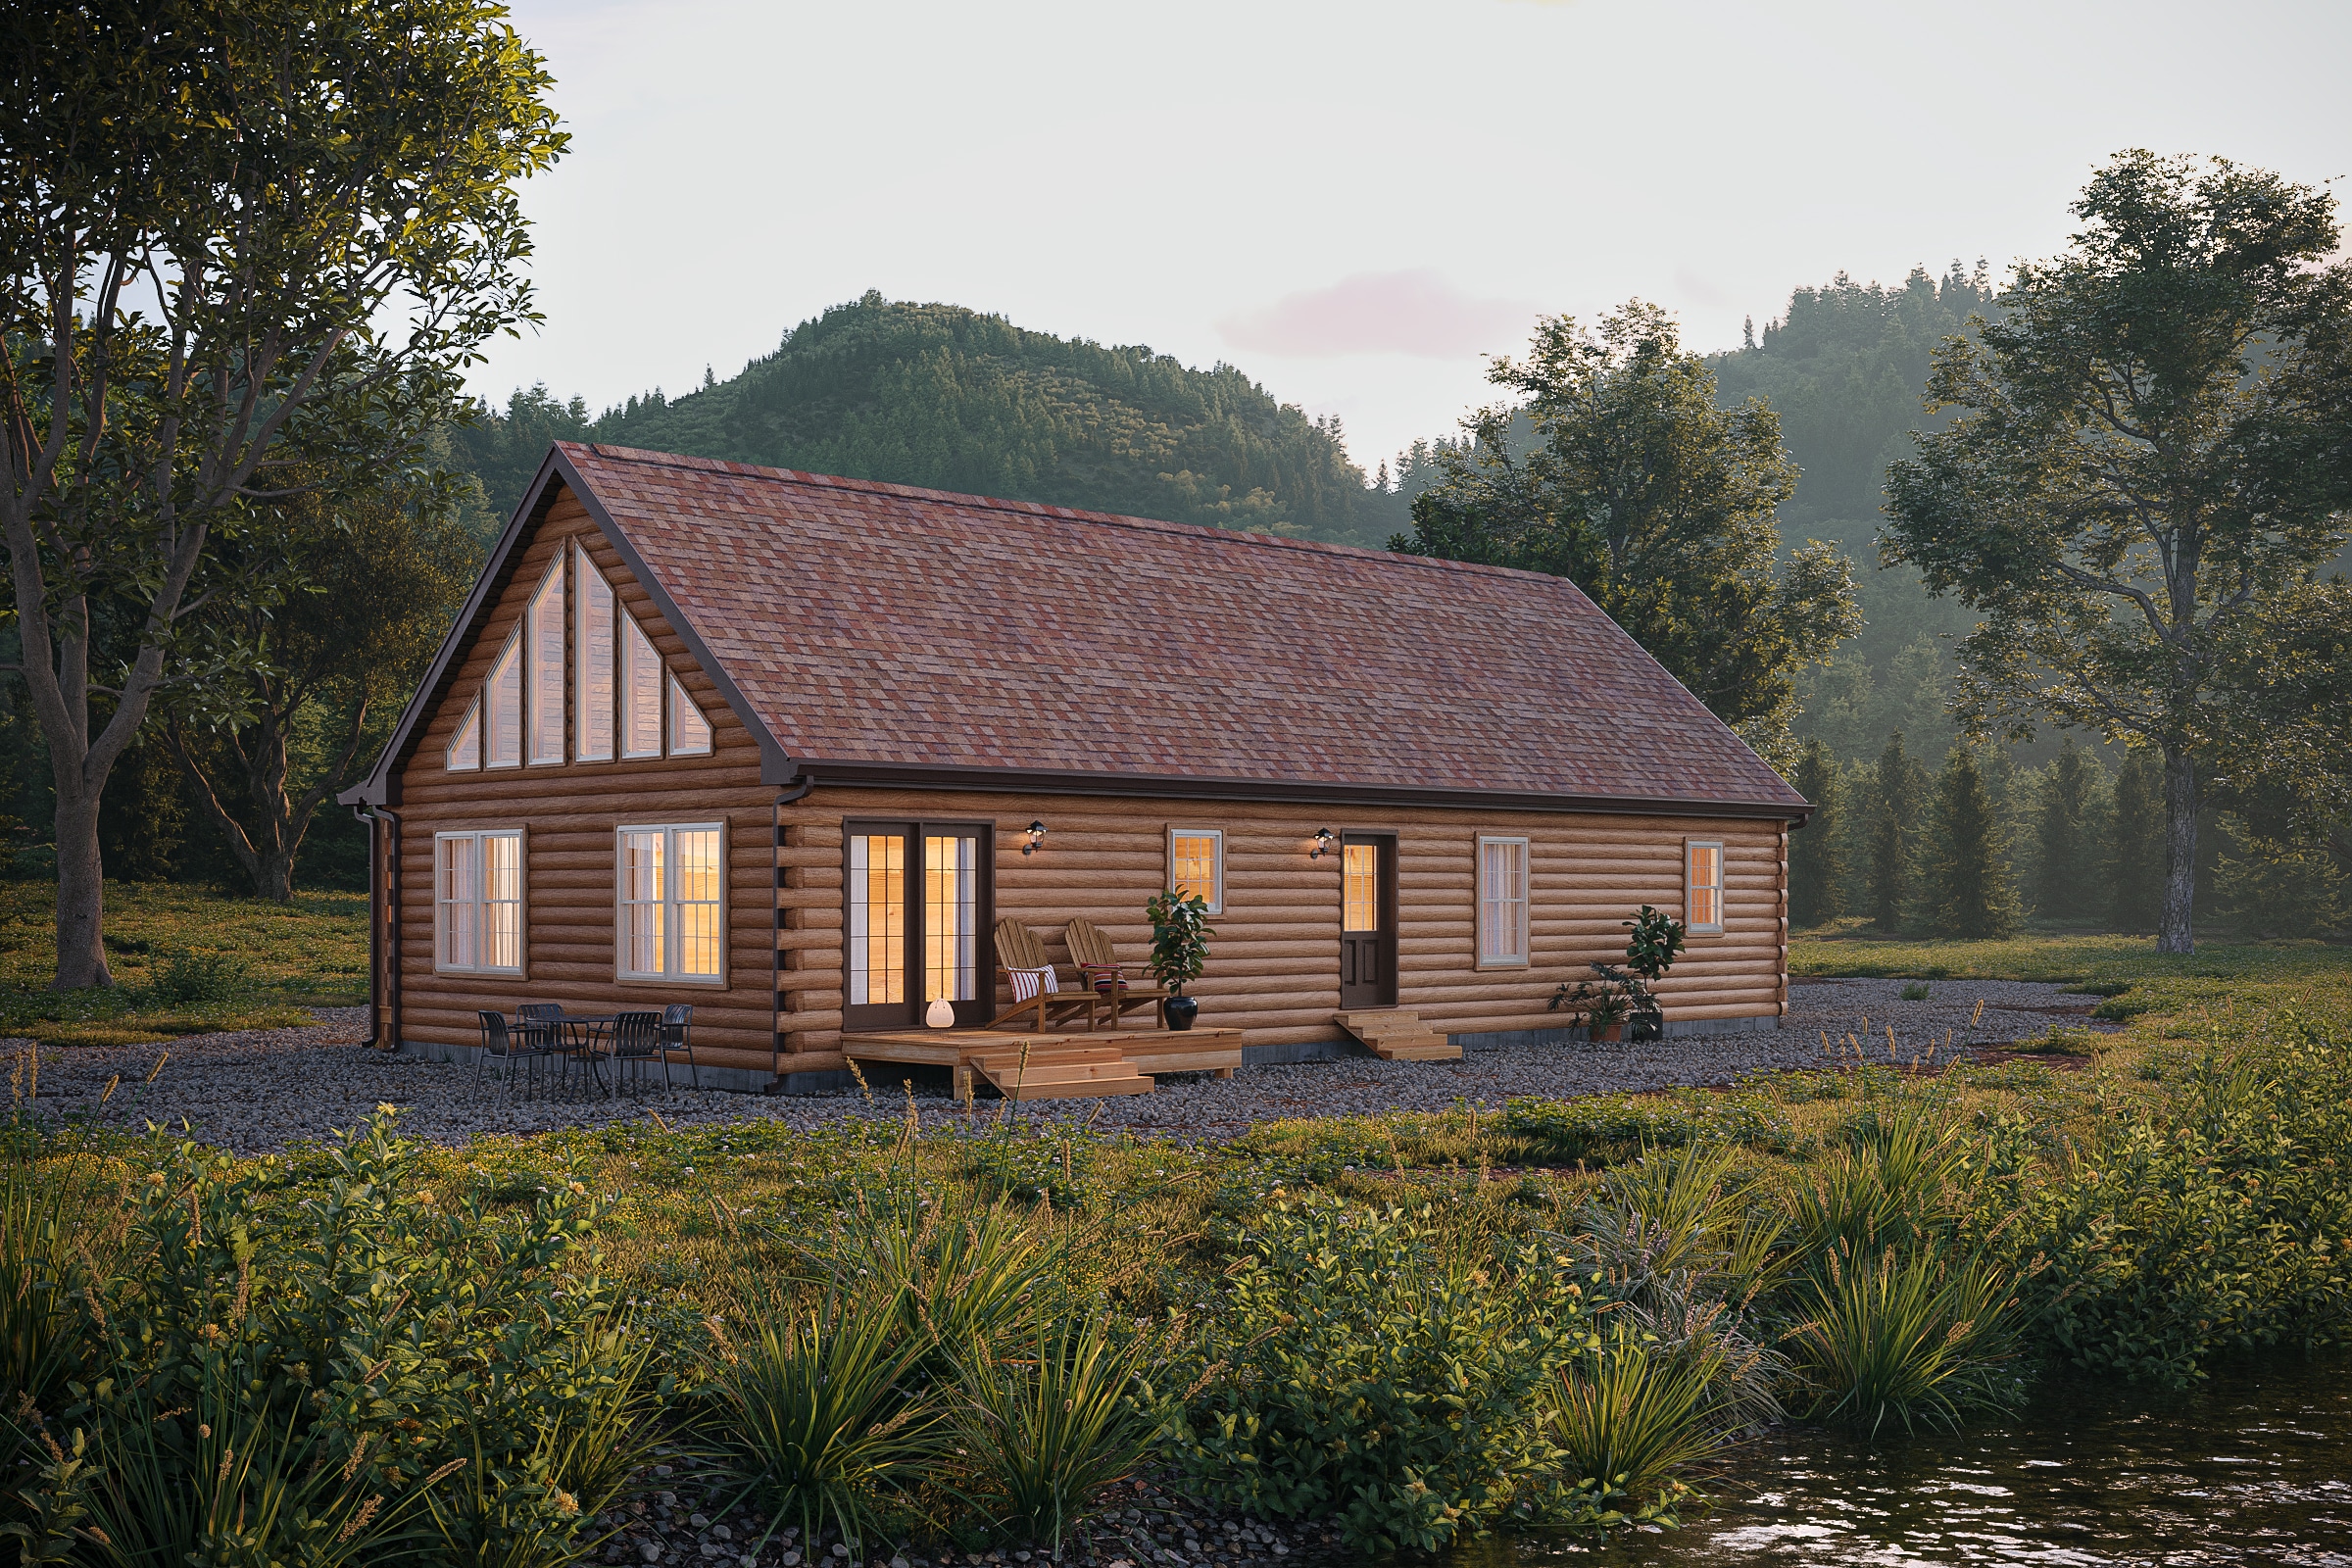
843,820,995,1030
1338,832,1398,1009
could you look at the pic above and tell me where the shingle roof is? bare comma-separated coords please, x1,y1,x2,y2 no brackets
546,443,1804,814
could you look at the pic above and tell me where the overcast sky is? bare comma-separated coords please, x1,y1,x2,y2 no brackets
476,0,2352,472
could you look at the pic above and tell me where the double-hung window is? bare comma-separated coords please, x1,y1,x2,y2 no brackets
1476,835,1530,966
1685,840,1724,933
1167,828,1224,914
844,820,992,1029
616,822,727,983
436,830,523,973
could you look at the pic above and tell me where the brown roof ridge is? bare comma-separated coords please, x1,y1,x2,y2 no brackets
552,439,1575,588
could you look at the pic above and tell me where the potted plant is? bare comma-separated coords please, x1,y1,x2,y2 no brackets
1144,890,1214,1031
1618,905,1687,1043
1548,976,1630,1042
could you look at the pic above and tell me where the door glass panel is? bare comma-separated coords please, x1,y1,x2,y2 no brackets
848,833,906,1005
1343,843,1379,932
923,833,977,1003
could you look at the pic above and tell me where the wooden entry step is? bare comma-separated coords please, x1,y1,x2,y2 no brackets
965,1042,1150,1102
1333,1008,1461,1061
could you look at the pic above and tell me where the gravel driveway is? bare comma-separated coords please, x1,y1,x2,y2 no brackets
6,979,2112,1154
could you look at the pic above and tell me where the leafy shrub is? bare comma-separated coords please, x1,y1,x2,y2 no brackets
2091,994,2153,1021
11,1111,652,1567
1161,1198,1596,1552
149,948,250,1004
1985,1020,2352,1386
1899,982,1932,1002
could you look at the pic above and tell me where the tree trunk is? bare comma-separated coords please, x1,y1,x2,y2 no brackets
50,773,112,990
2158,746,2198,955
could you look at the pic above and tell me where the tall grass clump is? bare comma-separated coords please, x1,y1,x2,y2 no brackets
953,1312,1159,1552
1784,1242,2021,1435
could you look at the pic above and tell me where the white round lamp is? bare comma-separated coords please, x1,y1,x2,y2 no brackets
925,998,956,1029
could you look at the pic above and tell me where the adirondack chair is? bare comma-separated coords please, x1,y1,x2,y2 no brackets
1062,916,1171,1030
988,916,1102,1031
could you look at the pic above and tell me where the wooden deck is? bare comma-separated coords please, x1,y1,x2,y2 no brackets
844,1026,1245,1102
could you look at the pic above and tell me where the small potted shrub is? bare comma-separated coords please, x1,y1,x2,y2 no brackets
1548,905,1688,1045
1145,889,1213,1030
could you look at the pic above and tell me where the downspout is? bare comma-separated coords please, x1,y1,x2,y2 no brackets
355,806,401,1051
770,775,816,1087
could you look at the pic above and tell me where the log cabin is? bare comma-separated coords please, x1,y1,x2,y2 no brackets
340,442,1812,1093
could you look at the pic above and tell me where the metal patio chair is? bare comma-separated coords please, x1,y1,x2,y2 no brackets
660,1004,699,1089
609,1010,662,1097
476,1010,552,1102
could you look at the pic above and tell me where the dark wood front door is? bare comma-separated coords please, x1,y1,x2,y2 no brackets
1338,833,1397,1009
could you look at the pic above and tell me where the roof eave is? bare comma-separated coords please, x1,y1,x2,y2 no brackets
790,758,1813,822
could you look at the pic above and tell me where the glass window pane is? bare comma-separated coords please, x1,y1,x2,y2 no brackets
669,675,711,756
924,833,976,1003
440,836,477,966
675,829,722,978
486,634,522,767
1170,832,1220,910
623,829,664,974
447,702,480,771
621,615,662,758
1690,843,1721,928
575,545,613,760
1343,843,1378,933
848,833,905,1005
483,834,521,970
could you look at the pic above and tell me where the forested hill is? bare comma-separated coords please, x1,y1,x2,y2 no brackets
452,292,1394,545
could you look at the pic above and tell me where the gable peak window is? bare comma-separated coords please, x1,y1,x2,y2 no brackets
621,613,662,759
446,699,480,771
485,631,522,768
527,564,565,765
575,542,614,761
669,673,711,756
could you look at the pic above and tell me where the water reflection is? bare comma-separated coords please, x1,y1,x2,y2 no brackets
1446,1355,2352,1567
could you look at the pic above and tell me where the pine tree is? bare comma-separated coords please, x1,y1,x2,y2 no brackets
2108,751,2167,932
1866,732,1923,933
1788,738,1845,927
1921,746,2022,937
2032,738,2105,922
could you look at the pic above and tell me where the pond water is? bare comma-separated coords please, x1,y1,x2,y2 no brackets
1446,1354,2352,1567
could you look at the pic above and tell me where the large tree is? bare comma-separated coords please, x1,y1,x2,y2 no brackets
0,1,564,986
1883,152,2352,953
164,455,481,901
1394,303,1861,760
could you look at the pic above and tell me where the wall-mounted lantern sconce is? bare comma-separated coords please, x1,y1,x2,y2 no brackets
1022,819,1048,856
1308,827,1336,859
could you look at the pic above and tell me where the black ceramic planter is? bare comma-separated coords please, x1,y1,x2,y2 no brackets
1164,995,1200,1031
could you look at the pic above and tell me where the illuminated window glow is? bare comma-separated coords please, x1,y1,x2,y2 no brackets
1343,843,1379,933
617,823,725,981
436,830,521,973
847,833,906,1005
1168,828,1224,914
1686,841,1724,933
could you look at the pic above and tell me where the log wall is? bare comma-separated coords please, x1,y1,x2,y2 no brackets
384,490,782,1072
778,788,1788,1075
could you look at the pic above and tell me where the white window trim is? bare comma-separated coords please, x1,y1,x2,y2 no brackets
433,828,524,976
445,697,481,772
613,820,730,987
1166,826,1225,915
1686,839,1726,935
525,562,565,767
1476,835,1531,969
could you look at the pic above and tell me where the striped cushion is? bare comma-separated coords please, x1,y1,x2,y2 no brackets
1008,965,1056,1003
1079,962,1126,993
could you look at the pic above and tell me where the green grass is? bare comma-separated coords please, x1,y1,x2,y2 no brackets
1790,927,2352,1044
0,879,368,1047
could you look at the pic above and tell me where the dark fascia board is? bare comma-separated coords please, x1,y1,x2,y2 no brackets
793,758,1814,825
338,444,794,806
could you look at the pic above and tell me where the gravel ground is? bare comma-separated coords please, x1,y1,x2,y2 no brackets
4,978,2115,1154
601,1451,1314,1568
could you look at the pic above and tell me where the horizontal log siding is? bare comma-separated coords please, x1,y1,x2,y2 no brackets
389,491,780,1072
778,788,1786,1065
